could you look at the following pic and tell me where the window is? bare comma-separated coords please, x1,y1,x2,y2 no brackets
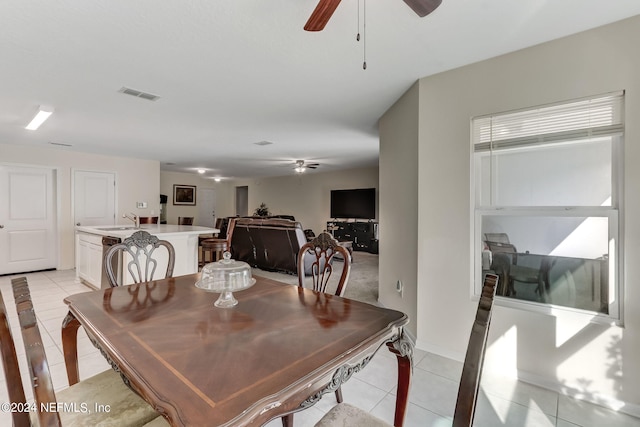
472,92,623,320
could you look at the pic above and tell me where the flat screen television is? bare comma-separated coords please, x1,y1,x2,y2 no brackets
330,188,376,219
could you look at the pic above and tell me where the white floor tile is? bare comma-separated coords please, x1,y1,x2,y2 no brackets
402,368,459,418
371,393,452,427
352,350,398,393
333,376,387,412
474,390,556,427
416,351,463,382
558,394,640,427
480,371,559,416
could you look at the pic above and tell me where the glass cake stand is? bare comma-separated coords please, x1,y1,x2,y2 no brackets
195,252,256,308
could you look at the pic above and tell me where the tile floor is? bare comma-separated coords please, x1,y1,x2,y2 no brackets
1,269,639,427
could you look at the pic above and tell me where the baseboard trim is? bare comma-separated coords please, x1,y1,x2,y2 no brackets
516,370,640,419
415,339,465,363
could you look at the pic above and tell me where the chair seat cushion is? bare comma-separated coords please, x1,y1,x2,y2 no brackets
31,369,164,427
314,403,391,427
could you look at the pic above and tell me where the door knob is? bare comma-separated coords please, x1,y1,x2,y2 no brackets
0,225,4,229
76,222,81,226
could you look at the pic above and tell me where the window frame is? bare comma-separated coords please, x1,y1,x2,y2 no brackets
471,93,624,324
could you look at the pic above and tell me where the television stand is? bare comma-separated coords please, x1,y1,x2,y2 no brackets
326,220,378,254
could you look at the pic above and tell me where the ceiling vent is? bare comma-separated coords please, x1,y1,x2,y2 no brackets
254,141,274,146
48,141,72,147
118,87,160,101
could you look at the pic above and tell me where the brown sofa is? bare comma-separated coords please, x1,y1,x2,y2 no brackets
229,218,311,275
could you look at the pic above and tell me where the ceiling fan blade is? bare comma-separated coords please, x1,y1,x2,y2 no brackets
304,0,343,32
402,0,442,17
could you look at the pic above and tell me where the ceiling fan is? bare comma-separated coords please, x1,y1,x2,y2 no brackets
304,0,442,31
294,160,319,173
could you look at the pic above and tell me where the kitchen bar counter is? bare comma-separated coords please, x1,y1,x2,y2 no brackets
75,224,218,289
76,224,217,237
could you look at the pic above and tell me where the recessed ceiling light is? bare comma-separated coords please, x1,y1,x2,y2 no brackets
197,169,205,174
214,178,222,182
25,106,53,130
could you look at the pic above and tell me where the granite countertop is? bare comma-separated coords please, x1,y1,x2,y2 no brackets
76,224,218,237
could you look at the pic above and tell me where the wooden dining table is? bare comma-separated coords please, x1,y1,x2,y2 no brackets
61,274,413,426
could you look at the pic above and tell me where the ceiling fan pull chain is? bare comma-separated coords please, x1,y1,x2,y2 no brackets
356,0,361,41
362,0,367,70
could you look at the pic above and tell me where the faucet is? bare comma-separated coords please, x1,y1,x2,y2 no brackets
123,213,139,228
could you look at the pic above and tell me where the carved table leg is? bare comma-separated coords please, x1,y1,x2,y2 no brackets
387,331,414,427
62,311,81,385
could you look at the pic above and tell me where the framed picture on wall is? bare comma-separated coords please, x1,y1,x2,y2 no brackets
173,185,196,205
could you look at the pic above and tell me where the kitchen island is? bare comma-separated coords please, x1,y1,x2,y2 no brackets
75,224,217,289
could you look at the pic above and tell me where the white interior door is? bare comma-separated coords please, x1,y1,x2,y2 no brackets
73,170,116,227
197,188,216,227
0,165,57,274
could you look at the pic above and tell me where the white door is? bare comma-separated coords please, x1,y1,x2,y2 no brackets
197,188,216,227
0,165,57,274
73,170,116,227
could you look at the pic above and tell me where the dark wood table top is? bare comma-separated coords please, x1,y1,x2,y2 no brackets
63,274,411,426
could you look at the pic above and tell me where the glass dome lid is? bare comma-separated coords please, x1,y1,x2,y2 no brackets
195,252,255,307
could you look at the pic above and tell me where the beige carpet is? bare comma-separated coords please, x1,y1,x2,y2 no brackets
251,252,379,306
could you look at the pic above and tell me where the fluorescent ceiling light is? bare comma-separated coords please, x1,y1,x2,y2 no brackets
25,107,53,130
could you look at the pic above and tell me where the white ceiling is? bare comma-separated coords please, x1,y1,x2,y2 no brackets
2,1,640,180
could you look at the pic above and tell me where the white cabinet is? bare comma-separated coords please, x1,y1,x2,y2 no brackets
76,232,103,289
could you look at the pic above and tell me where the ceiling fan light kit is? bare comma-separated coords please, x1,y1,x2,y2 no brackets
402,0,442,17
294,160,319,173
304,0,441,32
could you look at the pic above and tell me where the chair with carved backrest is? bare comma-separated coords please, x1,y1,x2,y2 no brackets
280,232,352,427
297,231,352,296
314,273,499,427
1,277,167,427
104,230,176,287
138,216,159,224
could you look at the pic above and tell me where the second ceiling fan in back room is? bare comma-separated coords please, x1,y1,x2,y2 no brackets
304,0,442,31
294,160,319,173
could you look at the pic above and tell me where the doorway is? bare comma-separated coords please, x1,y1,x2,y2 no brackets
0,165,57,274
235,186,248,217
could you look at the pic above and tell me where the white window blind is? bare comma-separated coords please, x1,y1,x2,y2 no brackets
474,91,624,152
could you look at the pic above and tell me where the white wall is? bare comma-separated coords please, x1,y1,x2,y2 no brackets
378,82,420,338
228,167,379,236
380,15,640,412
0,143,160,269
160,171,235,225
